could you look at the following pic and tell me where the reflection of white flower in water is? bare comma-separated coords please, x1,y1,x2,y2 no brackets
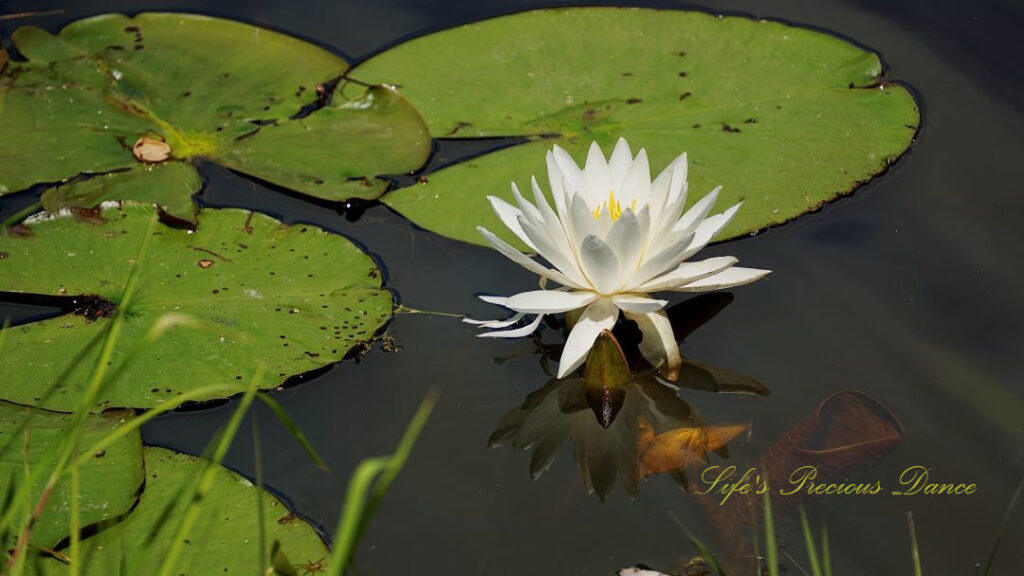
466,138,770,378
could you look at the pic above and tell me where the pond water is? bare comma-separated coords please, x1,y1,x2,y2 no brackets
2,0,1022,574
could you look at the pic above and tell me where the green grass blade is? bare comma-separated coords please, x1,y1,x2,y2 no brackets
323,457,391,576
358,390,438,537
76,385,240,468
981,474,1024,575
906,510,922,576
764,489,779,576
252,410,267,574
155,367,263,576
821,522,832,576
68,453,81,576
325,392,438,574
799,507,823,576
668,512,726,576
255,393,329,471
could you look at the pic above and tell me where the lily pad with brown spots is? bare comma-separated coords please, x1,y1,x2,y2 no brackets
0,203,391,411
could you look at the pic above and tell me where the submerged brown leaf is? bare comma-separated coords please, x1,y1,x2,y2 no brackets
758,390,904,486
638,418,747,477
703,390,904,559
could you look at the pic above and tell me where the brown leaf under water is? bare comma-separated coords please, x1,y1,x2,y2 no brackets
638,416,747,478
702,390,904,561
0,10,65,22
758,390,904,488
1,49,8,75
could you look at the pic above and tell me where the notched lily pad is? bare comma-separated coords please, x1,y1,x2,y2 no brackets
0,12,431,215
28,447,328,575
0,203,392,411
0,402,143,549
352,7,920,247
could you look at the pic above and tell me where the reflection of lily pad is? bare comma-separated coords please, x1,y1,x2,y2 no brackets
31,447,328,575
353,8,920,247
0,402,143,549
0,13,431,214
0,203,391,411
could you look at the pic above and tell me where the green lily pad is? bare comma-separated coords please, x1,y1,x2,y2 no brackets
0,203,392,411
40,162,202,223
29,447,328,575
352,7,920,247
0,402,143,549
0,12,431,213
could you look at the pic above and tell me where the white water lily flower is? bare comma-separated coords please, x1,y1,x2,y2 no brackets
466,138,770,378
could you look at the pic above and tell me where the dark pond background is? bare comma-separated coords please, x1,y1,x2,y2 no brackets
2,0,1023,574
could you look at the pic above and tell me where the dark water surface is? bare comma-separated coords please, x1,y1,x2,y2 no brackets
2,0,1022,574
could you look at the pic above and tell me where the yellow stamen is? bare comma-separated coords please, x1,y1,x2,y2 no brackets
592,189,633,221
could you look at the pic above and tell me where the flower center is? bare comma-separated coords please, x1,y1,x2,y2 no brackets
591,189,636,221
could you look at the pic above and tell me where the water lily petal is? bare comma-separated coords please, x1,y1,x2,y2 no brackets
477,313,545,338
557,297,619,377
650,152,685,216
608,137,633,185
546,150,570,221
530,176,574,255
672,186,721,236
624,309,682,380
517,215,590,286
568,192,601,253
552,144,583,195
583,141,610,205
636,256,738,292
477,226,579,288
611,294,669,313
604,209,645,284
580,235,621,294
618,148,650,208
504,289,598,313
676,202,742,260
631,230,696,287
510,181,545,228
486,195,536,251
673,266,771,292
479,295,508,306
648,164,691,251
462,311,526,327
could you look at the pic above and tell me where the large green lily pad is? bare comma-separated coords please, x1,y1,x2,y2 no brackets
0,402,143,549
0,203,392,411
0,13,431,215
30,447,328,575
352,7,919,247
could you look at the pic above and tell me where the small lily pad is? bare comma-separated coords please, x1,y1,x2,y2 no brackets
29,447,328,575
0,203,392,411
352,7,920,247
0,13,431,214
40,162,202,223
0,402,143,549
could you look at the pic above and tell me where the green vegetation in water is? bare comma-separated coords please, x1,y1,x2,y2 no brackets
352,7,920,248
0,203,392,411
0,12,432,219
